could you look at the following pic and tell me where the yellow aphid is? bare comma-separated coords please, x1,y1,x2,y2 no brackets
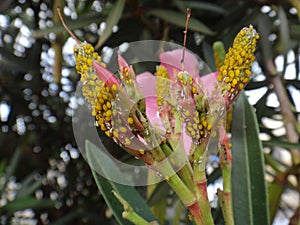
125,138,131,146
207,123,212,131
113,130,119,138
106,110,112,117
139,149,145,155
128,117,134,125
105,131,112,137
185,110,191,117
120,127,127,133
155,65,170,106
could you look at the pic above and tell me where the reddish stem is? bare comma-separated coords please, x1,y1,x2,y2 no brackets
187,201,204,224
188,181,214,225
57,7,80,44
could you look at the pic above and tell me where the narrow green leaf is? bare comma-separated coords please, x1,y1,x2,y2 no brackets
290,24,300,40
231,93,269,225
50,209,84,225
268,182,284,223
0,161,5,180
172,0,187,13
95,0,125,49
0,148,22,197
2,198,56,212
151,198,167,225
15,173,45,199
202,41,216,71
147,9,215,35
278,6,290,55
264,153,285,173
244,80,268,90
86,141,156,224
263,139,300,150
89,170,131,225
5,149,21,179
184,1,227,15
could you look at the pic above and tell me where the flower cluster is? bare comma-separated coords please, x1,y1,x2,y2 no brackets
73,26,258,161
71,25,259,225
73,42,120,136
217,25,259,105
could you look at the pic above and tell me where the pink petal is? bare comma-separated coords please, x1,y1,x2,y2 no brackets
219,125,228,143
136,73,162,129
136,72,156,97
136,72,192,155
200,72,218,95
118,54,129,69
93,61,120,87
182,124,192,155
160,49,199,79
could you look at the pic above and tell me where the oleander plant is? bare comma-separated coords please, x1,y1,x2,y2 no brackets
0,0,299,225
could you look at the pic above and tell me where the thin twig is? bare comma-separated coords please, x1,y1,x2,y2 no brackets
181,8,191,71
57,7,80,44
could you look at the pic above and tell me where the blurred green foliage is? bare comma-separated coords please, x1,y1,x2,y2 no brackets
0,0,299,224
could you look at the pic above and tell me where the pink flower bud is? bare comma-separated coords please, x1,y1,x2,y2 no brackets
93,61,121,87
118,55,135,82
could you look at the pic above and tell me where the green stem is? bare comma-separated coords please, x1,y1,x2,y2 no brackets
161,142,194,190
219,141,234,225
178,164,195,191
152,145,196,206
187,196,214,225
191,144,214,225
112,191,159,225
174,111,182,134
222,163,232,193
264,152,284,173
217,189,234,225
158,161,196,206
123,211,156,225
193,144,207,184
194,178,214,225
218,165,234,225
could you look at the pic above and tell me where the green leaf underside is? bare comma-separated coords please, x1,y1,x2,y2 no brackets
147,9,215,35
231,93,269,225
85,140,156,225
